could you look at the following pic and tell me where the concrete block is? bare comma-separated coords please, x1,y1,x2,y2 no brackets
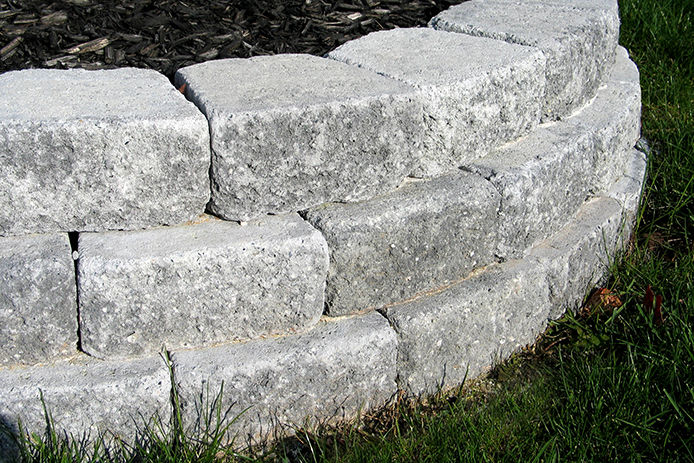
0,233,77,367
78,214,328,359
430,0,620,120
564,47,641,194
0,354,170,461
329,28,545,177
529,197,625,319
384,259,551,395
602,147,647,242
175,54,424,221
610,46,640,84
464,123,596,260
0,68,211,236
304,172,500,315
172,311,397,445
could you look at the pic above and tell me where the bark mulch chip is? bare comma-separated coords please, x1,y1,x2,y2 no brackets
1,0,466,81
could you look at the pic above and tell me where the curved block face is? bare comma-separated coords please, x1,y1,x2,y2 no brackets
0,355,170,460
430,0,620,120
0,233,77,367
305,172,501,316
329,28,546,177
0,68,211,236
530,197,625,320
171,312,397,445
78,214,329,359
385,260,552,395
175,54,424,221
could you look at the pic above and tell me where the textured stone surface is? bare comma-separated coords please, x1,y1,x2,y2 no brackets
384,260,551,395
172,312,397,445
329,28,545,177
564,46,641,194
530,197,626,320
0,354,170,462
462,48,640,260
175,54,424,221
78,214,328,359
0,233,77,367
606,147,648,219
430,0,620,120
463,122,596,260
304,172,500,315
0,68,211,236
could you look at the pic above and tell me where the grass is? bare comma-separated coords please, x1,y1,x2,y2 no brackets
5,0,693,461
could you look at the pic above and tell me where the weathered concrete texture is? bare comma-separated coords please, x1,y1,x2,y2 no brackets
0,354,170,462
606,147,648,220
328,28,545,177
175,54,424,221
172,311,397,446
78,214,328,359
529,197,626,320
430,0,620,120
0,233,77,367
384,260,551,395
462,47,640,260
463,123,596,260
304,172,500,316
564,47,641,195
0,68,211,236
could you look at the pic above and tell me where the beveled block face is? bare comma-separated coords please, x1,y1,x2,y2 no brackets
175,54,425,221
0,68,211,236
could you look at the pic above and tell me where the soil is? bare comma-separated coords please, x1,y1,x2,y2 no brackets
0,0,466,81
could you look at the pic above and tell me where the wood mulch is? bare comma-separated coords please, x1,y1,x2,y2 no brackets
0,0,466,81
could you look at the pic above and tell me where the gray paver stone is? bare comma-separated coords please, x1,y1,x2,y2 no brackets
78,214,328,359
175,54,424,221
172,311,397,446
0,233,77,367
384,259,552,395
529,197,626,319
463,48,640,260
0,355,170,462
328,28,545,177
564,47,641,194
304,171,500,316
463,123,596,260
430,0,620,120
0,68,211,236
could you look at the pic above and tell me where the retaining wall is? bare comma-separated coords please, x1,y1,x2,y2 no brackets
0,0,645,457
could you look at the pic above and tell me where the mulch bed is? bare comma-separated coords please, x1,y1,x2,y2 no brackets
1,0,466,81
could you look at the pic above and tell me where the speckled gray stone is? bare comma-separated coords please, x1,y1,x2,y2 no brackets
0,233,77,367
329,28,545,177
0,354,170,462
78,214,329,359
605,147,647,220
384,259,551,395
563,46,641,195
430,0,620,120
0,68,211,236
304,172,500,316
175,54,424,221
463,47,640,260
463,122,596,260
529,197,625,320
171,312,397,446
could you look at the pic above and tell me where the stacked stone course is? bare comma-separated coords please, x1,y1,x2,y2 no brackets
0,0,645,458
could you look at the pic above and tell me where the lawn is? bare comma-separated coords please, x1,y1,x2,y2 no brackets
7,0,693,461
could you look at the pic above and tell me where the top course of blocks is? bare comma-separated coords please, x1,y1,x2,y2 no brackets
0,68,211,236
430,0,620,120
175,54,425,222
